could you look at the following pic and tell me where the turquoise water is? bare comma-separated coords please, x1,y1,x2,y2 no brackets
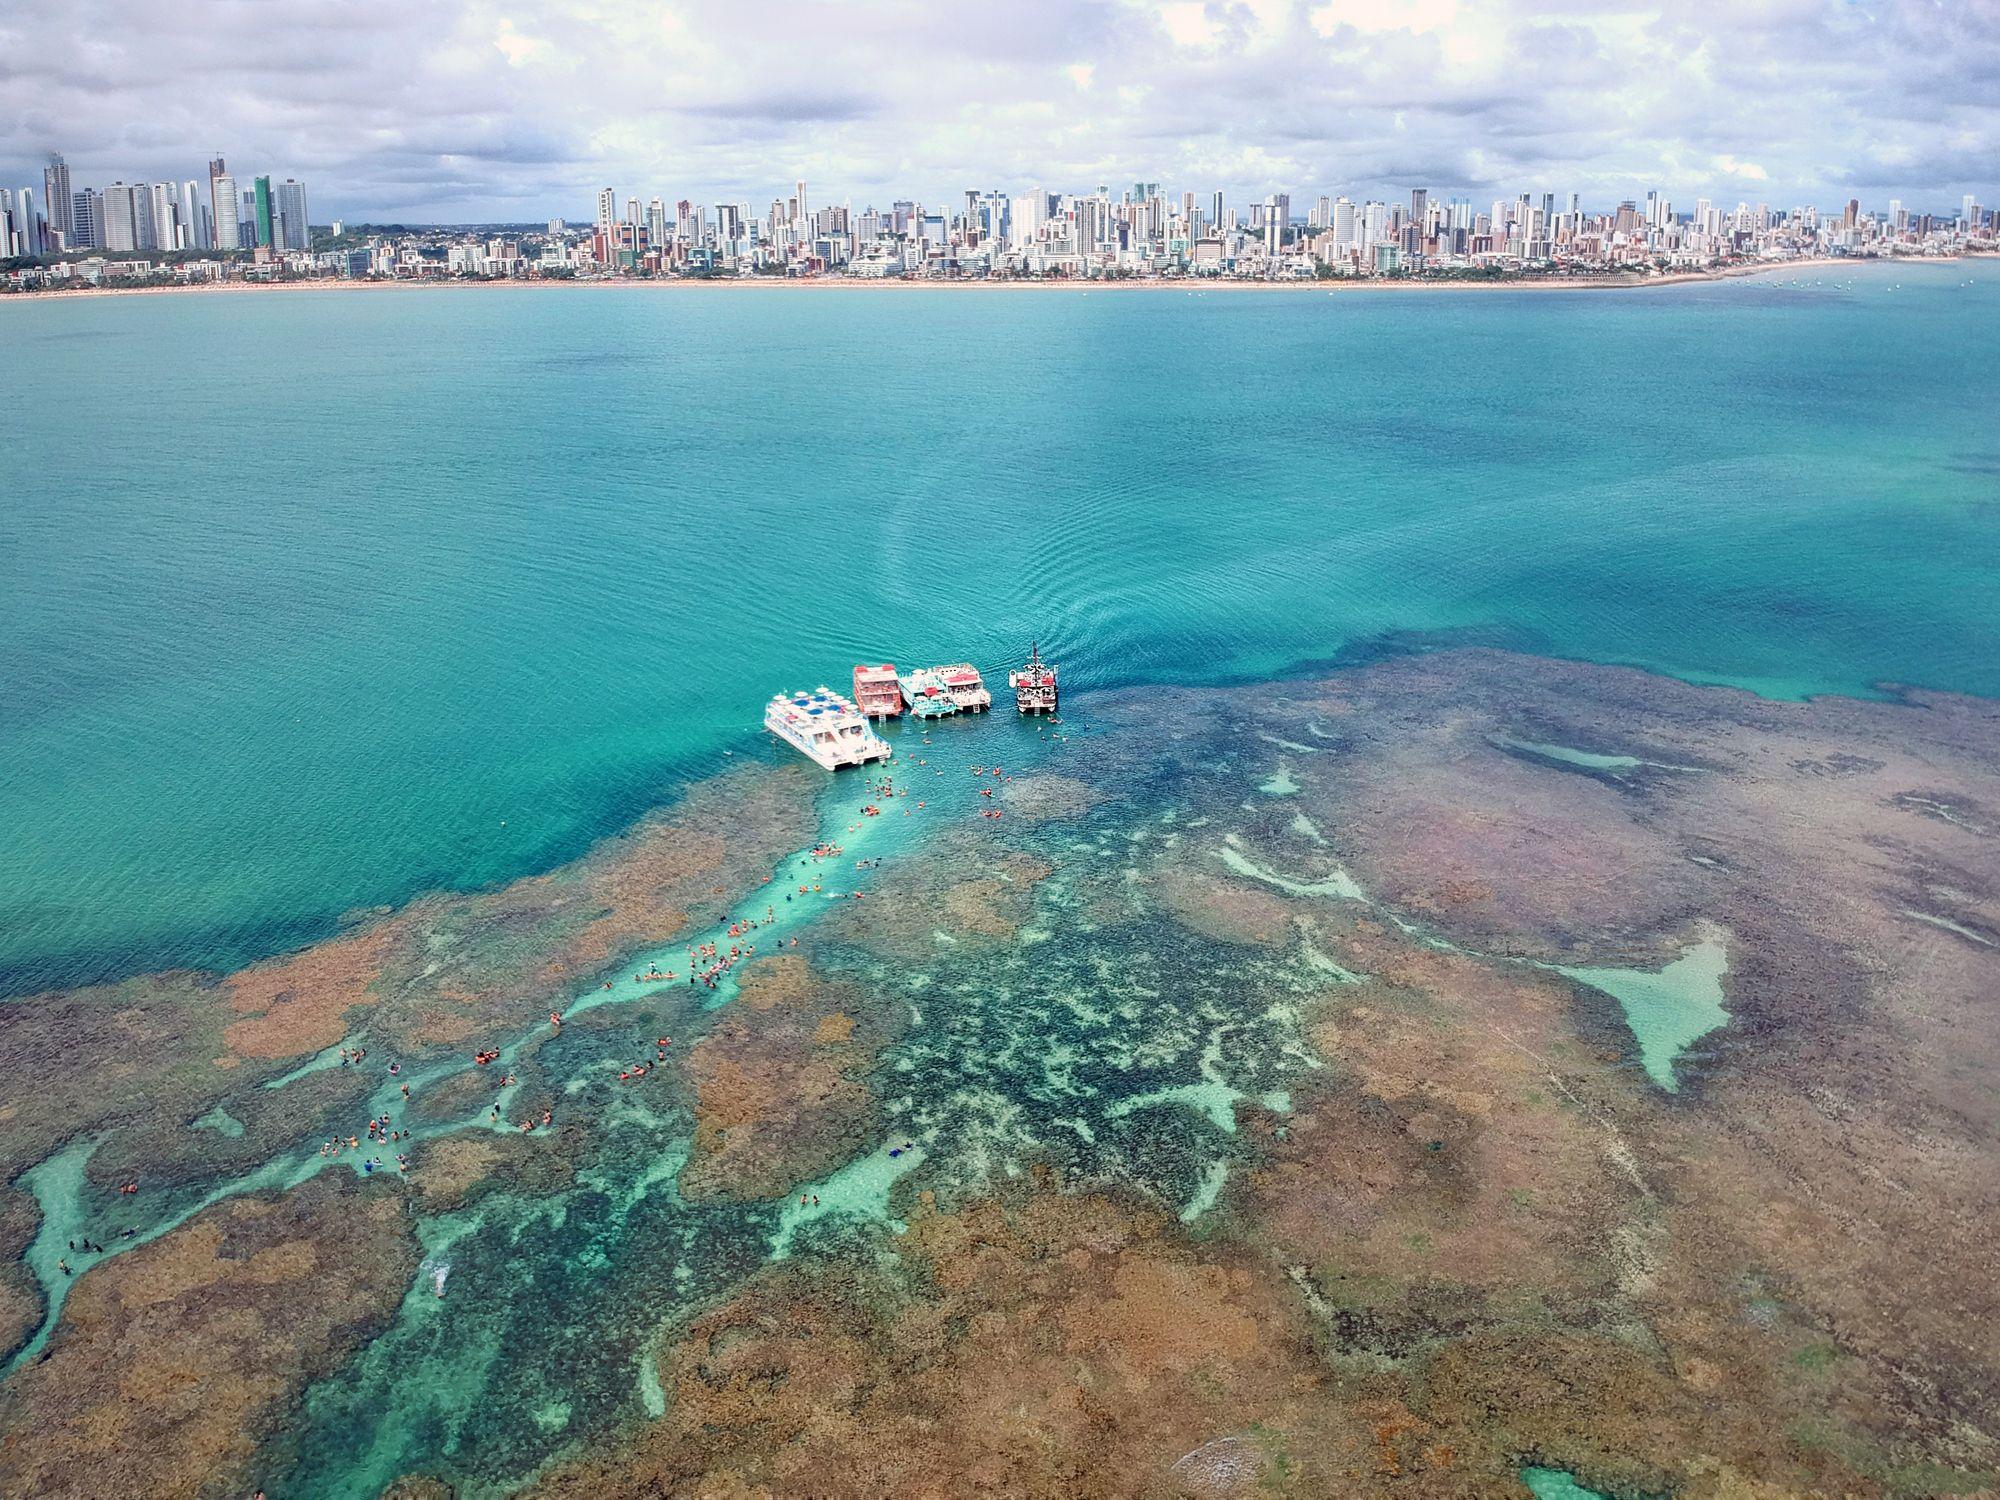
2,263,1998,993
1559,935,1732,1092
1522,1468,1609,1499
4,703,1348,1495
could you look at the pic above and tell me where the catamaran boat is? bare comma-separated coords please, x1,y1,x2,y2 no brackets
764,687,892,770
936,663,992,712
851,663,904,719
1008,642,1058,714
898,666,960,718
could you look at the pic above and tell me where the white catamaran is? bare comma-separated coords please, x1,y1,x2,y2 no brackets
765,687,893,770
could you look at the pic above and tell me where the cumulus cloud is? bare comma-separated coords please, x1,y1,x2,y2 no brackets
0,0,1993,221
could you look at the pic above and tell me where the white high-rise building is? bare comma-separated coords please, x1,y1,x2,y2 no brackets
211,162,239,250
596,188,616,230
7,188,39,257
150,182,180,250
181,180,212,251
102,182,143,252
1333,197,1356,249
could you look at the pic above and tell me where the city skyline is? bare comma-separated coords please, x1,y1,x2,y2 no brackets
2,0,1996,221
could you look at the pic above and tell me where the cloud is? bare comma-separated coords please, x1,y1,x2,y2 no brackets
0,0,1993,221
1713,154,1769,182
1158,3,1219,49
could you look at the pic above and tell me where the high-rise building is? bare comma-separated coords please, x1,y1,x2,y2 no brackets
150,182,180,251
43,153,73,248
254,175,274,248
181,180,213,250
210,159,240,250
596,188,616,230
275,179,310,250
5,187,38,257
101,182,141,252
71,188,101,250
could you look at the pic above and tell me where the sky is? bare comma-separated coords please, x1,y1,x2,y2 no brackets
2,0,1995,222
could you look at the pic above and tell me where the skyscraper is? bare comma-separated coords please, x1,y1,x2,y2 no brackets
5,188,38,257
596,188,616,230
101,182,141,252
150,182,180,251
275,179,310,251
43,153,73,248
211,158,240,250
71,188,101,250
254,175,274,248
181,180,213,250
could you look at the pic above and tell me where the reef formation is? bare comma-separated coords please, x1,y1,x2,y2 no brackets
1,650,1994,1499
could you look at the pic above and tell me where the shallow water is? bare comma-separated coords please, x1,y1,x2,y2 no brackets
4,262,2000,995
1522,1467,1610,1499
1557,935,1732,1092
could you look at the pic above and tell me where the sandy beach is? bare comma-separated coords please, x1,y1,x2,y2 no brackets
1,254,1911,304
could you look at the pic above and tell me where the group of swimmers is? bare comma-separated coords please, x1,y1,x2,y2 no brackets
319,1109,412,1170
619,1036,676,1082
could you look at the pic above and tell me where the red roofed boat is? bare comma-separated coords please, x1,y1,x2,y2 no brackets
1008,642,1058,714
852,663,904,718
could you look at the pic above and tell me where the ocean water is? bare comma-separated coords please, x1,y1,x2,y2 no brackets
3,262,1998,994
6,266,2000,1495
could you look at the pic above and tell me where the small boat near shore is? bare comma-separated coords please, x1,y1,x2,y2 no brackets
765,687,892,770
1009,642,1058,714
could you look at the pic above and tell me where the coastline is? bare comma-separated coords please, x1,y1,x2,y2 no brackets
0,253,1924,304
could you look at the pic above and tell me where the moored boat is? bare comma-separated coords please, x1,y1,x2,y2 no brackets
852,663,904,718
1008,642,1058,713
936,663,992,712
764,687,892,770
898,667,961,718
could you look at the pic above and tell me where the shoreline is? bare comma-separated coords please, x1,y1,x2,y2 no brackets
1,254,1956,304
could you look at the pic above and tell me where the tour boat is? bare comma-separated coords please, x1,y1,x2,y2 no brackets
851,663,904,718
1008,642,1058,714
936,663,993,712
764,687,892,770
898,667,961,718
